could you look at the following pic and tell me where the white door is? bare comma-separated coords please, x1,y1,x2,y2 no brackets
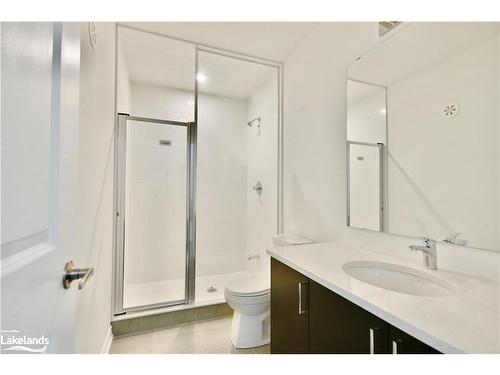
1,22,82,353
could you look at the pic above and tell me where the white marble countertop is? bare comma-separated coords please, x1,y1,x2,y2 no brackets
267,241,500,353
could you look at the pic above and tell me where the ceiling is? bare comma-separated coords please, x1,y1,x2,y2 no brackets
119,22,318,62
197,51,277,99
348,22,500,86
119,26,279,99
120,27,195,92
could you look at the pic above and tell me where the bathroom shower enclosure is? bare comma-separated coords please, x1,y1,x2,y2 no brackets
112,25,283,317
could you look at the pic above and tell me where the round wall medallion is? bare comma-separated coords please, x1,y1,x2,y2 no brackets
88,22,97,49
442,102,459,118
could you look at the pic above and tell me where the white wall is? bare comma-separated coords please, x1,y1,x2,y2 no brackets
283,22,500,281
76,22,115,353
246,73,279,276
116,41,131,114
386,37,499,250
196,91,249,277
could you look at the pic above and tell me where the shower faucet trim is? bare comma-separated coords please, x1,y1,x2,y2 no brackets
253,181,263,196
247,117,261,128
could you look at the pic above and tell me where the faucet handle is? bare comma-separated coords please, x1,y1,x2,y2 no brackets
424,238,436,246
417,237,435,247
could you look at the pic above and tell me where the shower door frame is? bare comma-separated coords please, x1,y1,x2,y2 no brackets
113,113,197,315
112,24,284,319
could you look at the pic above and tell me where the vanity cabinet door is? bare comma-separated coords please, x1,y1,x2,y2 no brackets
389,326,440,354
271,258,310,353
309,280,389,354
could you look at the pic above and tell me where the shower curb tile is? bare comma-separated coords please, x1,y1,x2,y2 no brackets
157,308,197,328
195,303,233,321
112,303,233,337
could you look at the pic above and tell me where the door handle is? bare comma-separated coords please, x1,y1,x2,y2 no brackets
63,261,95,290
298,282,308,315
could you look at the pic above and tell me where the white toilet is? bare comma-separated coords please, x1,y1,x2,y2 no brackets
225,234,313,348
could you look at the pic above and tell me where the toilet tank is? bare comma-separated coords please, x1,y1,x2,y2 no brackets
272,235,313,247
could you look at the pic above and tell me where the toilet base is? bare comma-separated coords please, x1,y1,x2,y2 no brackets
230,310,270,349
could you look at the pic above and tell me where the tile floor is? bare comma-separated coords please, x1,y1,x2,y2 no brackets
109,317,270,354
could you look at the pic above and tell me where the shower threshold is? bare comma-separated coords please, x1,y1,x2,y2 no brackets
123,270,248,312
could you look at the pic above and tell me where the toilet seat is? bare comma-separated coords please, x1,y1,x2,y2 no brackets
225,276,270,297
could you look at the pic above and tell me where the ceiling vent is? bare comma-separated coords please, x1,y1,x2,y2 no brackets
378,22,401,37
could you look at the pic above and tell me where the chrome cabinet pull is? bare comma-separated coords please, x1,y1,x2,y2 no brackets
369,328,375,354
392,339,402,354
63,261,95,290
298,282,308,315
369,327,382,354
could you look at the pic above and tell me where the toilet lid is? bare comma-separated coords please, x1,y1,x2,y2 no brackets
225,276,270,296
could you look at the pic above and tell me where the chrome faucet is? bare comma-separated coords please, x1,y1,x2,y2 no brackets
409,238,437,270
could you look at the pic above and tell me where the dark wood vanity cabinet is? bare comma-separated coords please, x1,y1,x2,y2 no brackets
270,258,309,353
309,280,389,353
270,258,440,354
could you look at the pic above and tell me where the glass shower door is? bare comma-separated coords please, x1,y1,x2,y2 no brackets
115,114,195,312
347,141,384,232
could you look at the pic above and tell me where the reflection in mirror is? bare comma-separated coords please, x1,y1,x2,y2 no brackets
346,22,500,251
347,80,386,232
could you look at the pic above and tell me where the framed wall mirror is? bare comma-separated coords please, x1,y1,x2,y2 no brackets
346,22,500,251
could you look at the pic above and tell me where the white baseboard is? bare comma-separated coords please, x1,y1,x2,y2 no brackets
100,326,113,354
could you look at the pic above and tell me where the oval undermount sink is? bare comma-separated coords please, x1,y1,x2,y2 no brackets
342,261,457,297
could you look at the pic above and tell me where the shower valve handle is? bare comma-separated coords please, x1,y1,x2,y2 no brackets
253,181,263,195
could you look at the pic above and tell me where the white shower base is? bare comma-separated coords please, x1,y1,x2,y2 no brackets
124,270,248,309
